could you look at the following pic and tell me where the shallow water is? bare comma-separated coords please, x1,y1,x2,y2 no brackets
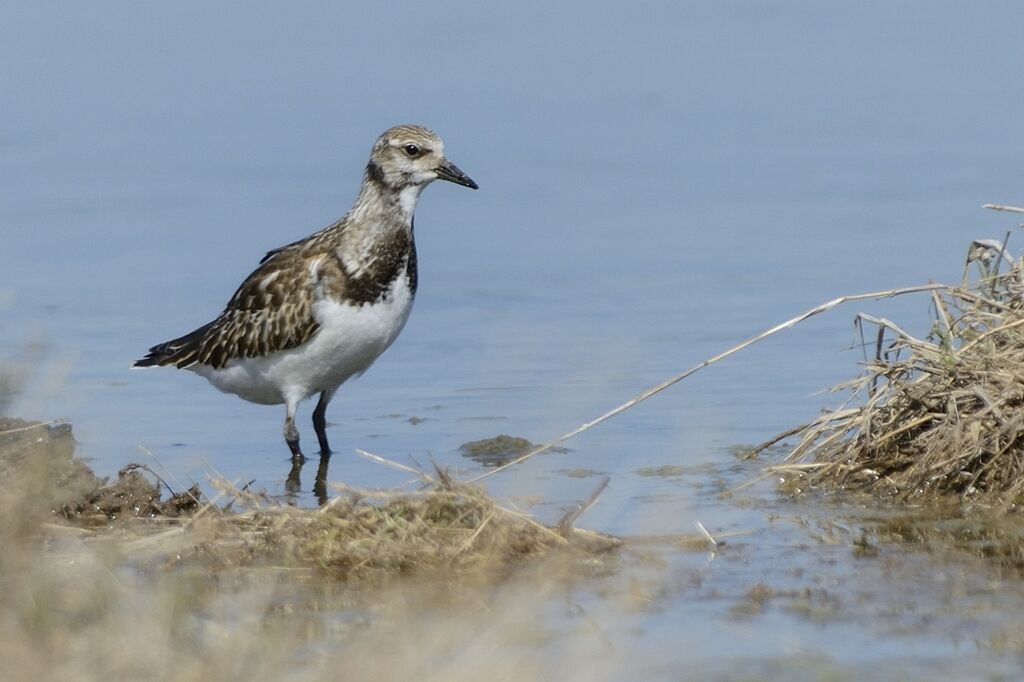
4,2,1024,677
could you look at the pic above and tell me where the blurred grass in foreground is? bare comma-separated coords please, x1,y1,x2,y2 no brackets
0,417,632,681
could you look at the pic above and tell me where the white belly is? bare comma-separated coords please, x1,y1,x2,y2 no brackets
191,274,415,406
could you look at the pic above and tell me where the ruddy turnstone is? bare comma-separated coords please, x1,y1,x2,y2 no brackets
134,125,478,460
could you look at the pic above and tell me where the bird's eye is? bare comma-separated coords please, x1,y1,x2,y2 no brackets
403,144,421,157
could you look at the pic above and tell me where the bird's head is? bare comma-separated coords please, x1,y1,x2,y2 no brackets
368,125,478,191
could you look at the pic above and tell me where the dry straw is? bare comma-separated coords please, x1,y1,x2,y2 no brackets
760,225,1024,506
71,461,620,579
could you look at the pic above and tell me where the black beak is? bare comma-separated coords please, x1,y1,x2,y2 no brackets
435,159,479,190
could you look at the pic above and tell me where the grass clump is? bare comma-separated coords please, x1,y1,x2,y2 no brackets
771,239,1024,507
0,419,618,584
206,480,616,580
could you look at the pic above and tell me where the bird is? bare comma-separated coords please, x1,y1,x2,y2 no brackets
134,124,478,461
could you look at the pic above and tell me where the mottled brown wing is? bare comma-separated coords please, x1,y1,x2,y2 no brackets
195,250,324,369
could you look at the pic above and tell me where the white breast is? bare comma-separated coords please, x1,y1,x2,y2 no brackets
192,273,415,406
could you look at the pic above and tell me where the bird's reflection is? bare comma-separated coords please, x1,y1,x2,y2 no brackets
285,454,331,506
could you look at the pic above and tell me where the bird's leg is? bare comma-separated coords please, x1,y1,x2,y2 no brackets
284,417,303,460
312,388,337,457
284,399,304,461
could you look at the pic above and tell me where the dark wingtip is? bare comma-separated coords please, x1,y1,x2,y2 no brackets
132,355,159,368
133,321,214,370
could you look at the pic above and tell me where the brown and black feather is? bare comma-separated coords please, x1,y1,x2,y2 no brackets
134,218,416,370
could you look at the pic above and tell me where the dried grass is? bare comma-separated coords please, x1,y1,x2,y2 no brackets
766,238,1024,507
136,477,619,581
0,418,619,587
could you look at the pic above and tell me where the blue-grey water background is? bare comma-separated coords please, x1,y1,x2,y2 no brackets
4,2,1024,678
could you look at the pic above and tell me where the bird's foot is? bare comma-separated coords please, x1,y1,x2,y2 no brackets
286,436,305,462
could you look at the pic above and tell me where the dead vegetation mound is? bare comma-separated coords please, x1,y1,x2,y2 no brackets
184,478,617,580
0,419,618,581
0,418,202,524
767,240,1024,506
64,463,203,524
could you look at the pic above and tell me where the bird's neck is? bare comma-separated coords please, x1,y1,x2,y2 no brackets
330,168,420,277
351,164,425,228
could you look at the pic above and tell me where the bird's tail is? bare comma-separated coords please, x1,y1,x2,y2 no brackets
133,321,214,369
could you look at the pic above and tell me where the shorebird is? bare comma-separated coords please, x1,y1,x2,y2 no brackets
134,125,478,460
